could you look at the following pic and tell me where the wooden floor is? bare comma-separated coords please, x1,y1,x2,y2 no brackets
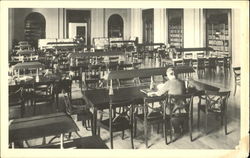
17,56,241,149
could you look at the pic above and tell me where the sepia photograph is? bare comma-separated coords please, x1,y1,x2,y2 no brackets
0,1,249,158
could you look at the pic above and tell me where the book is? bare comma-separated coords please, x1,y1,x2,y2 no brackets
140,88,157,96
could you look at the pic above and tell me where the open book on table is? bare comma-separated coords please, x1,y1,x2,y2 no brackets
140,88,158,97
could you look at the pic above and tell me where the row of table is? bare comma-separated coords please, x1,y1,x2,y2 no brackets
83,79,220,135
9,78,220,148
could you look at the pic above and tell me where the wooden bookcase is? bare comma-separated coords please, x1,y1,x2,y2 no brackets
167,9,184,48
206,9,231,57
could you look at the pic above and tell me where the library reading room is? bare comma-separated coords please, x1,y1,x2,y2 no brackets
3,7,248,152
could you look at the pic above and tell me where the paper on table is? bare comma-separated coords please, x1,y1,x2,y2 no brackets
19,75,33,81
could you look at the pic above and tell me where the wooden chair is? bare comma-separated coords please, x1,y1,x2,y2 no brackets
223,57,231,69
32,81,55,114
134,95,166,148
54,79,72,109
69,65,84,91
117,77,137,88
107,61,119,71
233,67,240,96
63,92,93,133
197,91,230,135
9,85,25,119
97,96,134,149
207,57,217,71
165,94,194,143
196,52,205,58
197,58,205,78
83,64,102,90
182,58,192,67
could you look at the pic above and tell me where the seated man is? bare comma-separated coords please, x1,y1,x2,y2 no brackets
147,67,186,133
147,67,185,96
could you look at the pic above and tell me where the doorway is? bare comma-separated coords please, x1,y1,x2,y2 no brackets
66,10,91,46
69,23,87,45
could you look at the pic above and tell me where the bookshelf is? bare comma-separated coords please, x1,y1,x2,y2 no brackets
167,9,184,48
206,9,231,57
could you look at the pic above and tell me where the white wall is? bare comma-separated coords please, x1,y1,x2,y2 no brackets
9,9,14,50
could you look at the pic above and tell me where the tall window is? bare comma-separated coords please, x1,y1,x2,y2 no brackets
24,12,46,48
108,14,124,38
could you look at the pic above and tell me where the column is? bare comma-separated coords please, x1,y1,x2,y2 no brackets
9,9,14,52
130,8,142,43
183,8,204,48
58,8,65,39
91,9,105,44
154,8,167,44
231,9,241,67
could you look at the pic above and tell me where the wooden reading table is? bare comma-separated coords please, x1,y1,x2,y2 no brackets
9,112,79,149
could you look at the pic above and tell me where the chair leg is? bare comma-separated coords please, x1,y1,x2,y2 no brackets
130,128,134,149
144,120,148,148
110,131,113,149
24,140,30,147
68,132,72,140
157,123,160,134
21,103,25,118
197,102,200,130
189,117,192,142
56,94,59,111
93,109,98,135
170,120,173,143
33,100,36,115
224,113,227,135
122,130,125,140
205,112,208,134
91,119,94,136
134,119,137,137
163,121,168,145
97,126,101,136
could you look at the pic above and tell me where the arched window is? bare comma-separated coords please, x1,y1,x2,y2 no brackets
24,12,46,48
108,14,123,38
